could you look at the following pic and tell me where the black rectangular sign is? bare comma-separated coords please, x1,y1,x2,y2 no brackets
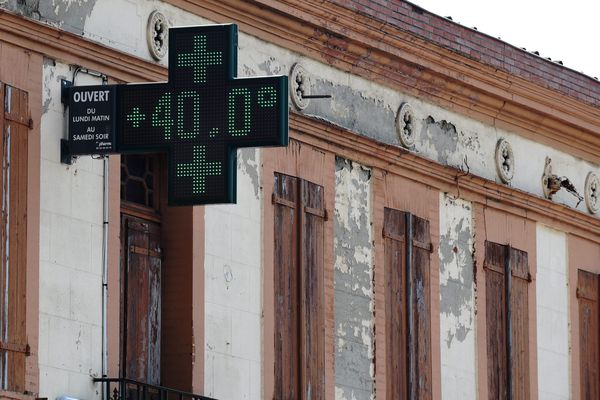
68,85,117,155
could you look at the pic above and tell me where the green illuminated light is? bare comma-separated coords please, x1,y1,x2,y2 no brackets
228,87,251,136
257,86,277,107
127,107,146,128
177,35,223,84
177,91,201,139
177,145,222,194
152,93,173,139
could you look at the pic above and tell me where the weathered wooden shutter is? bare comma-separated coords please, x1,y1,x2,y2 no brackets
123,217,162,385
484,242,530,400
273,173,325,400
484,242,508,400
0,84,29,392
274,173,300,400
510,248,530,400
384,208,408,399
384,209,432,400
299,179,325,400
577,269,599,400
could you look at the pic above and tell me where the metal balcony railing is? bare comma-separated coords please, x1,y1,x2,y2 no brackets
93,377,217,400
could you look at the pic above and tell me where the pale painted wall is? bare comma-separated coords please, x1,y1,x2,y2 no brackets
39,60,105,400
438,194,476,400
204,148,262,400
536,225,570,400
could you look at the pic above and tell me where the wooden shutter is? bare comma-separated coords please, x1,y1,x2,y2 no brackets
0,84,29,392
484,242,530,400
273,173,325,400
484,242,509,400
299,179,325,400
384,208,408,399
274,173,300,400
577,270,599,400
411,214,432,400
510,248,530,400
384,209,432,400
122,217,162,385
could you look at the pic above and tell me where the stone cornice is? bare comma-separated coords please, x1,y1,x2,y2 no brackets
0,10,167,83
168,0,600,164
290,112,600,243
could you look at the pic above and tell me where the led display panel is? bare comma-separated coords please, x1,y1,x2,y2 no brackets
118,24,288,205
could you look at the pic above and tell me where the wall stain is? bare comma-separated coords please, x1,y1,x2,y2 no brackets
334,157,374,400
439,195,474,348
237,148,260,199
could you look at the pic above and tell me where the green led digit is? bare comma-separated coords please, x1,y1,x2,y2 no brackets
177,91,201,139
177,145,222,194
257,86,277,107
151,92,173,140
228,87,251,136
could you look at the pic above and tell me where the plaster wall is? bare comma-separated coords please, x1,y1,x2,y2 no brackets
203,148,262,400
438,194,476,400
536,225,570,400
333,158,374,400
39,60,105,400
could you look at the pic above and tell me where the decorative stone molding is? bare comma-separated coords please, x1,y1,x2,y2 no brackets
147,10,168,61
495,138,514,184
290,63,310,110
585,172,600,214
396,102,416,148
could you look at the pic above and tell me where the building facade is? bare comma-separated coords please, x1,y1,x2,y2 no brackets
0,1,598,400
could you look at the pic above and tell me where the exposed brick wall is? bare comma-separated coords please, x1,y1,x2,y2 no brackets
331,0,600,107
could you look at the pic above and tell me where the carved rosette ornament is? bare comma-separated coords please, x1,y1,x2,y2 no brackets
290,63,310,110
495,138,514,184
585,172,600,214
147,10,168,61
396,102,416,148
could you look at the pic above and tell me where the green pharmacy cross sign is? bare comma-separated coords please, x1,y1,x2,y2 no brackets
118,24,288,205
63,24,288,205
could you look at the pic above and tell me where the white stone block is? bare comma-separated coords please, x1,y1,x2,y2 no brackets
50,213,91,272
205,302,232,355
230,216,261,267
41,159,72,216
40,210,51,262
69,370,101,400
71,169,103,223
231,309,261,362
212,353,251,400
39,365,70,400
70,269,102,325
205,256,257,313
47,317,93,373
205,208,232,259
39,261,71,319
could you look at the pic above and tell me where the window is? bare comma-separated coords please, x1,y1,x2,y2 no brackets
577,269,599,400
383,208,432,400
273,172,325,400
484,241,530,400
0,83,29,391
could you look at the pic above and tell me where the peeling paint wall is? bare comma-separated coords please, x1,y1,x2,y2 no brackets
0,0,98,35
438,193,476,400
39,59,104,400
334,157,374,400
204,148,262,400
536,225,570,400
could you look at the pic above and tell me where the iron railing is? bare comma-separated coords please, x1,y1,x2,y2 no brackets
93,377,217,400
